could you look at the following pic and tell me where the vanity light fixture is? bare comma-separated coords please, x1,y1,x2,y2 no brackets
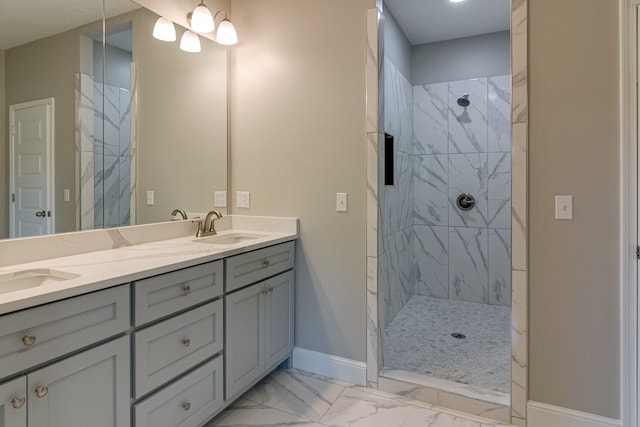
190,0,215,33
213,11,238,45
152,17,176,41
180,30,202,53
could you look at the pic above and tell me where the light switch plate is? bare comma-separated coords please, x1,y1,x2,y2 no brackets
236,191,250,209
555,195,573,220
146,190,154,206
63,189,70,202
214,191,227,207
336,193,348,212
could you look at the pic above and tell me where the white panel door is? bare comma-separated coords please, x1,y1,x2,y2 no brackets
9,98,55,238
0,377,26,427
265,270,294,369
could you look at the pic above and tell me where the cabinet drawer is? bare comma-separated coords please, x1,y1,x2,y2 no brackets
133,300,223,398
133,261,223,326
134,356,224,427
226,241,295,292
0,285,129,379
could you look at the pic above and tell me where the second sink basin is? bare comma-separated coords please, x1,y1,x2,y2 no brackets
193,232,267,246
0,269,80,294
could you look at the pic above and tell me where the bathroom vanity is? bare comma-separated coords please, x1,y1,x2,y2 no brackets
0,216,297,427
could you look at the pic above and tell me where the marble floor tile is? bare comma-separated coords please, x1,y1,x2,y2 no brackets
242,369,346,421
207,368,515,427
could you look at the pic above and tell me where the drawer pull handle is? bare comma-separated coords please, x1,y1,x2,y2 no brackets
22,335,36,346
268,287,274,293
182,402,191,411
261,288,268,295
35,386,48,398
262,259,270,268
11,396,25,409
182,338,191,347
181,285,191,295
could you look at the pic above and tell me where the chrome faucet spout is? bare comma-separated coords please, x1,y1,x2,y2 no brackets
171,209,188,220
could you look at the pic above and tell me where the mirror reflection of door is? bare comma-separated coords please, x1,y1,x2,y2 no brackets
9,98,55,238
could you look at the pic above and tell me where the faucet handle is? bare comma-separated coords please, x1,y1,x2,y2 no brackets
192,219,205,237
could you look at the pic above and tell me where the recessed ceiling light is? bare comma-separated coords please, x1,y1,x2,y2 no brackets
449,0,465,3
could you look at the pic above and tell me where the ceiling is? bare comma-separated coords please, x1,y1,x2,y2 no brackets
384,0,511,46
0,0,140,50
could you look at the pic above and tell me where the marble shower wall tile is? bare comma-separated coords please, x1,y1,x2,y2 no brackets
487,76,511,153
448,78,488,154
103,154,121,228
366,8,379,134
367,256,379,383
448,153,488,228
488,153,511,229
119,88,131,157
383,229,414,327
488,229,511,306
414,155,448,226
93,153,104,228
383,151,413,236
414,83,448,155
449,227,488,304
103,84,120,156
78,73,95,153
414,226,448,298
79,151,95,230
384,58,413,155
119,156,131,226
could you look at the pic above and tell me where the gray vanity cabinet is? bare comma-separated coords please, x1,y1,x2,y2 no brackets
0,376,26,427
225,268,294,400
28,336,130,427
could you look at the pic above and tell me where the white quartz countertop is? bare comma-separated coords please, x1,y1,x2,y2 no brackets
0,216,298,315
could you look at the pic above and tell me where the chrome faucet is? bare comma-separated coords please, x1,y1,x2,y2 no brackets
171,208,188,220
194,210,223,237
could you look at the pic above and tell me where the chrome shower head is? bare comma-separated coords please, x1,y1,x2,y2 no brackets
457,93,470,107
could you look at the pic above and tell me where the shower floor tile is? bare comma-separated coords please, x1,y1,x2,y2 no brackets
383,295,510,393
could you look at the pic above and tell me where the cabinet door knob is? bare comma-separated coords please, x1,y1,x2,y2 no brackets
22,335,36,346
11,396,25,409
262,259,270,268
182,401,191,411
268,287,274,293
34,386,48,398
181,285,191,295
182,338,191,347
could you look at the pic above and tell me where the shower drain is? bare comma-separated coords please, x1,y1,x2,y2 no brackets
451,332,466,339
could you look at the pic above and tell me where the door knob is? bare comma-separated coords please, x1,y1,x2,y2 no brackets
35,210,46,217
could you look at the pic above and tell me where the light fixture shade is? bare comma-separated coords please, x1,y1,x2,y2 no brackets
152,17,176,42
180,30,201,52
216,19,238,45
191,3,215,33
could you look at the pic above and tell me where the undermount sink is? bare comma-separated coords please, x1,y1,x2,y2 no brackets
0,269,80,294
193,232,267,246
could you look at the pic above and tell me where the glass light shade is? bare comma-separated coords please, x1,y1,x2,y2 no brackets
191,3,215,33
180,30,201,52
152,17,176,42
216,19,238,45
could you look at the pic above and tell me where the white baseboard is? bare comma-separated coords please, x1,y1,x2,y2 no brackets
528,401,621,427
291,347,367,386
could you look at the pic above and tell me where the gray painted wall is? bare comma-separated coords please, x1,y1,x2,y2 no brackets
412,31,510,85
383,7,411,81
0,50,6,239
93,41,132,89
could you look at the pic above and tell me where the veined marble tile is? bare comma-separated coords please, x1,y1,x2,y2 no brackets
488,153,511,230
367,133,379,257
488,229,511,307
103,154,121,228
487,76,511,153
119,156,131,226
448,79,488,154
414,226,448,298
366,8,379,133
367,256,379,384
449,153,488,228
103,84,121,156
383,151,413,236
511,271,528,420
78,73,95,153
511,124,527,271
93,84,104,156
79,151,95,230
93,153,104,228
449,227,488,304
414,83,448,155
384,58,413,155
119,88,131,157
243,369,345,422
383,229,414,326
206,398,324,426
320,387,483,427
415,155,448,226
512,0,528,124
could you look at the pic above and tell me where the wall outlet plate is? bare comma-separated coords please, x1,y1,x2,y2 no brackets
214,191,227,207
236,191,250,208
336,193,348,212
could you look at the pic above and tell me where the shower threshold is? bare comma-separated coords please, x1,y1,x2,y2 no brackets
378,369,510,422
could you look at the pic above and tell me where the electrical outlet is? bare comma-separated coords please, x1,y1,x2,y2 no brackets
146,190,154,206
555,195,573,220
236,191,250,208
63,189,70,202
214,191,227,207
336,193,348,212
